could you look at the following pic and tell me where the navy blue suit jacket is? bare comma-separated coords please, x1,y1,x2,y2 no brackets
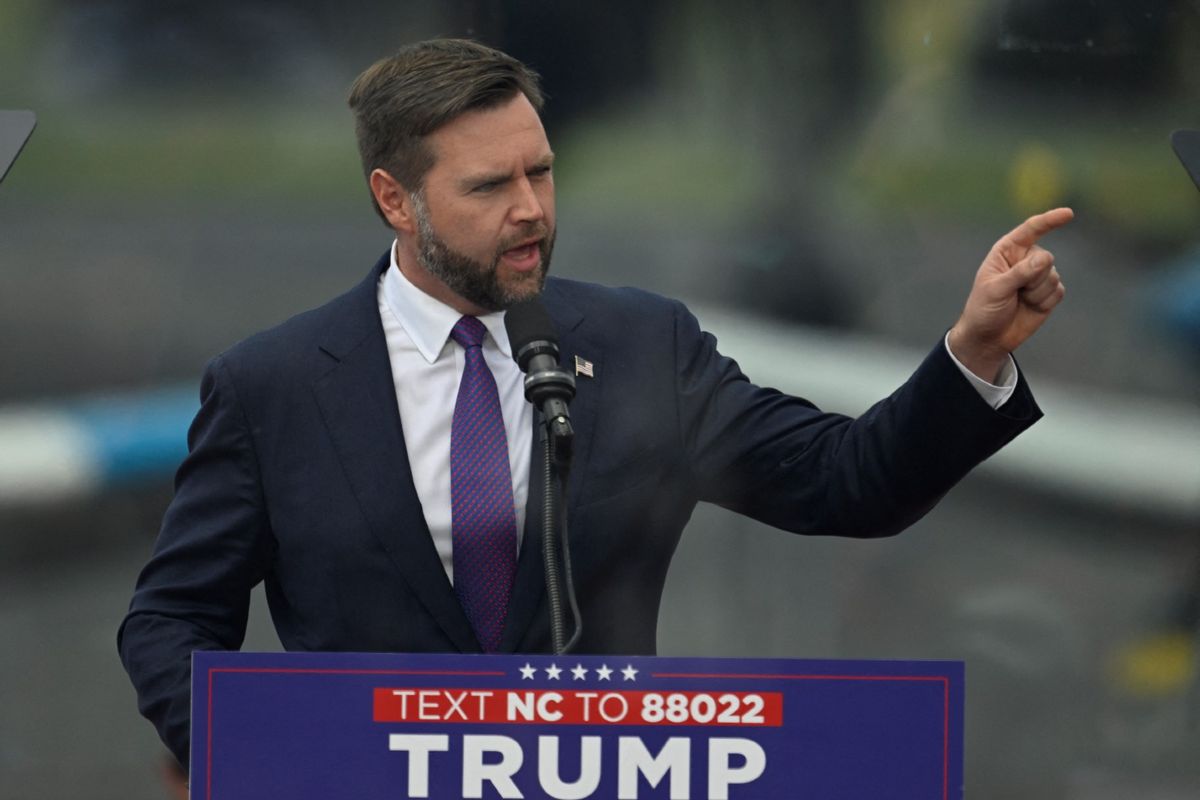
119,254,1041,766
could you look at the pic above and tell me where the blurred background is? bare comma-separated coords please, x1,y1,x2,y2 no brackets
2,1,1198,797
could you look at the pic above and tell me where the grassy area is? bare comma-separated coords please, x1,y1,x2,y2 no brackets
6,102,365,213
7,93,1196,247
843,113,1200,241
553,110,772,223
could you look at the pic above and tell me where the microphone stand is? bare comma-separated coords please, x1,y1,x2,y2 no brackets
1169,129,1200,732
540,409,579,655
505,299,582,655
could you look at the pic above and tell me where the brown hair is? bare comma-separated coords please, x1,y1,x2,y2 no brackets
348,38,545,223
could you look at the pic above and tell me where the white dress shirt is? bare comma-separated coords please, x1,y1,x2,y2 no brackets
943,331,1017,409
376,241,1017,582
378,245,532,585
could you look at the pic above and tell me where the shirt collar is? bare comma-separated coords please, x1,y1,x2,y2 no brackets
380,240,513,364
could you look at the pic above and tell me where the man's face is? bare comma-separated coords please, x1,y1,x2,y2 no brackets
400,92,556,314
409,186,554,313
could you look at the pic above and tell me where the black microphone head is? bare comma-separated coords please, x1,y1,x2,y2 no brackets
504,296,559,372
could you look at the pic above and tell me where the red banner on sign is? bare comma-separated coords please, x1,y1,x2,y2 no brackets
373,688,783,727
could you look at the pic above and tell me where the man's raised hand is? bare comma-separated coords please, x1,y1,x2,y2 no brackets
948,207,1074,382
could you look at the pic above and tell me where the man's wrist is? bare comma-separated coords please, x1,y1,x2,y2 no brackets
943,331,1018,410
947,325,1008,383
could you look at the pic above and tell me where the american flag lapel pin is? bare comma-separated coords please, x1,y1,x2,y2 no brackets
574,355,594,378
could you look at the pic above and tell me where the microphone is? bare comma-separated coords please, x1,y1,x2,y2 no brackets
506,296,582,653
504,297,575,466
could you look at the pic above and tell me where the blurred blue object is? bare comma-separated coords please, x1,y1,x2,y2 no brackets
0,384,195,506
1147,250,1200,356
67,386,197,483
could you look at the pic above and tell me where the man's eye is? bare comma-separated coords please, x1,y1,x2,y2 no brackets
529,166,552,178
473,181,499,193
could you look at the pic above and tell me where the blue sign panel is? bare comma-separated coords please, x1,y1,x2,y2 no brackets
192,652,962,799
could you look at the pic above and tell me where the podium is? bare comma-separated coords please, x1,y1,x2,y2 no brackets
192,651,963,799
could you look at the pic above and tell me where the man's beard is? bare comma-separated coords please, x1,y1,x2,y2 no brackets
410,190,554,312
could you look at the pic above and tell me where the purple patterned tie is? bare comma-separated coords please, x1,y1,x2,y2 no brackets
449,316,517,652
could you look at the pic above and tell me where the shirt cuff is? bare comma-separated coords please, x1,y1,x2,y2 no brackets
942,332,1018,410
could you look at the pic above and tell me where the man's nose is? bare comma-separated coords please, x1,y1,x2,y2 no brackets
509,177,546,223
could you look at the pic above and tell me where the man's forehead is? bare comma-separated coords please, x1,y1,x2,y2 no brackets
426,94,551,169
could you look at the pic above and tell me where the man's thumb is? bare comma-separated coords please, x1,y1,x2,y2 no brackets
998,251,1051,293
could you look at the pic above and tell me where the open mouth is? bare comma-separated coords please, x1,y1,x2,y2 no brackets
501,240,542,270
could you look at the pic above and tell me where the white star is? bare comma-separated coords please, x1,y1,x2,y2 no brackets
519,663,537,680
595,664,613,681
571,664,588,681
545,664,563,680
621,665,639,682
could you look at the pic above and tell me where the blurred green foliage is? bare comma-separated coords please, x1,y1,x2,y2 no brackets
555,110,770,221
4,0,1197,243
846,116,1200,239
0,1,44,86
10,104,363,211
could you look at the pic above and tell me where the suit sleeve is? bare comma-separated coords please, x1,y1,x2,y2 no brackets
117,354,273,769
671,301,1041,537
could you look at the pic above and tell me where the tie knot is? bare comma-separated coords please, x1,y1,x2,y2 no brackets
450,316,488,350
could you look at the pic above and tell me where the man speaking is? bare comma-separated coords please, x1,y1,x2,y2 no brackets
118,38,1070,769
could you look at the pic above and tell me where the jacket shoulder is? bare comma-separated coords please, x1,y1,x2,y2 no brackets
215,256,386,378
542,277,689,340
544,276,681,312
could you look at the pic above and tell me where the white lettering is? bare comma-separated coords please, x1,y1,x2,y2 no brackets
418,690,439,720
576,692,598,722
617,736,690,799
463,735,524,799
390,689,415,717
508,691,536,721
707,738,766,799
387,732,767,798
471,690,494,718
387,734,449,798
443,690,468,721
537,691,564,722
599,693,629,723
538,736,602,799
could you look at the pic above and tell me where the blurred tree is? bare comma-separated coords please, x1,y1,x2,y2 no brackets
450,0,662,132
973,0,1186,99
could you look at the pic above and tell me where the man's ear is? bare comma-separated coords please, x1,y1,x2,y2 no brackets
369,169,417,233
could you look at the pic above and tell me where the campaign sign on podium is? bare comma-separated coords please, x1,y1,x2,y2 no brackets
192,651,963,799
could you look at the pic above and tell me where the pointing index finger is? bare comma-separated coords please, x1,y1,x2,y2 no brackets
1005,207,1075,250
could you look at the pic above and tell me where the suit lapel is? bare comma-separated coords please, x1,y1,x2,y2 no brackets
548,283,603,512
501,418,547,651
311,257,481,654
